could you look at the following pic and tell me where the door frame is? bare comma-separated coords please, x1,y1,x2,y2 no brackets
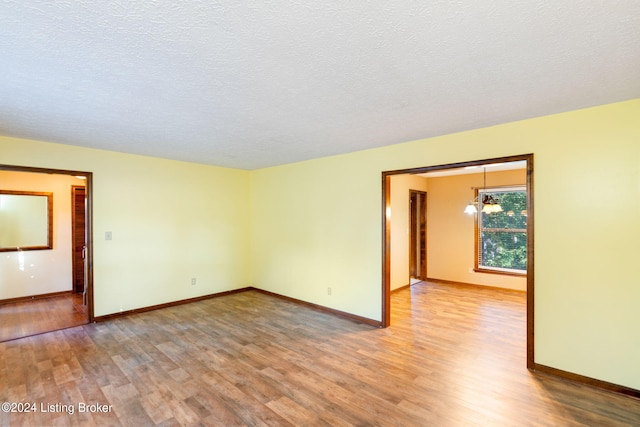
409,190,427,281
382,154,534,369
0,164,94,322
71,185,87,295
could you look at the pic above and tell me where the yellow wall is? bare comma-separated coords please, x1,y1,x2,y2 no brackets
1,99,639,390
0,171,84,298
389,174,428,290
250,153,383,320
252,99,640,390
426,169,527,290
0,138,251,316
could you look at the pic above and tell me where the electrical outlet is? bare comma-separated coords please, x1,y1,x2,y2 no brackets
191,278,197,286
327,287,332,295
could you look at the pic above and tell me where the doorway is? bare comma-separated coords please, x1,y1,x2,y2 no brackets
0,164,93,341
409,190,427,281
72,186,87,295
382,154,534,368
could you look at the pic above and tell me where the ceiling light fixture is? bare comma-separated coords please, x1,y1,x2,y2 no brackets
464,167,502,215
481,193,503,214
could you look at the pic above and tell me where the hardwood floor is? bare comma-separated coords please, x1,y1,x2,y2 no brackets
1,282,639,426
0,293,87,342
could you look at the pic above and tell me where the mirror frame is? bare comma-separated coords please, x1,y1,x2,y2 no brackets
0,190,53,252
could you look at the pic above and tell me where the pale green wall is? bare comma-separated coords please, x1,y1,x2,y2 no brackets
0,137,251,316
252,99,640,390
1,99,639,390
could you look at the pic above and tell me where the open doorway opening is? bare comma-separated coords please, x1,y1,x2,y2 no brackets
382,154,534,368
71,185,87,298
0,164,93,341
409,190,427,282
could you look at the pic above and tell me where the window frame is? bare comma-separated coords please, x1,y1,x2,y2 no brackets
474,185,527,276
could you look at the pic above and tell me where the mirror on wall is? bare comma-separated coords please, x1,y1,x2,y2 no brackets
0,190,53,252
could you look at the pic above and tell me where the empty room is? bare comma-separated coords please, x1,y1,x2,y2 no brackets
1,1,640,426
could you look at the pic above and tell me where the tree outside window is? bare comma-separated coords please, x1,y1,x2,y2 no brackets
476,186,527,274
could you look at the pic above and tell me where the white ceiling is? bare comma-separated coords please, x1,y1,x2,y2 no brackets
1,2,639,170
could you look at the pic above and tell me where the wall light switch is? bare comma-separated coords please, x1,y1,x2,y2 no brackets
105,231,113,241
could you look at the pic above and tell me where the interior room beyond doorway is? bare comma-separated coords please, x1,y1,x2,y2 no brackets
0,166,93,342
382,154,533,366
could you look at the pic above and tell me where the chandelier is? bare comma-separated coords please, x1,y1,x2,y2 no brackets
464,168,502,214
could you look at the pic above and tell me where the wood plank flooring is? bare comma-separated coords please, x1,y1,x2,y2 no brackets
1,282,639,426
0,293,87,342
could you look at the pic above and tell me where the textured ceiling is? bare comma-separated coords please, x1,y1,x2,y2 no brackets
1,1,639,170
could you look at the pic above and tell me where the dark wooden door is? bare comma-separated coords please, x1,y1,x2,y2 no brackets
71,186,86,294
409,190,427,280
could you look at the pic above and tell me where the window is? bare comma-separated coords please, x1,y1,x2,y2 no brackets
475,186,527,275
